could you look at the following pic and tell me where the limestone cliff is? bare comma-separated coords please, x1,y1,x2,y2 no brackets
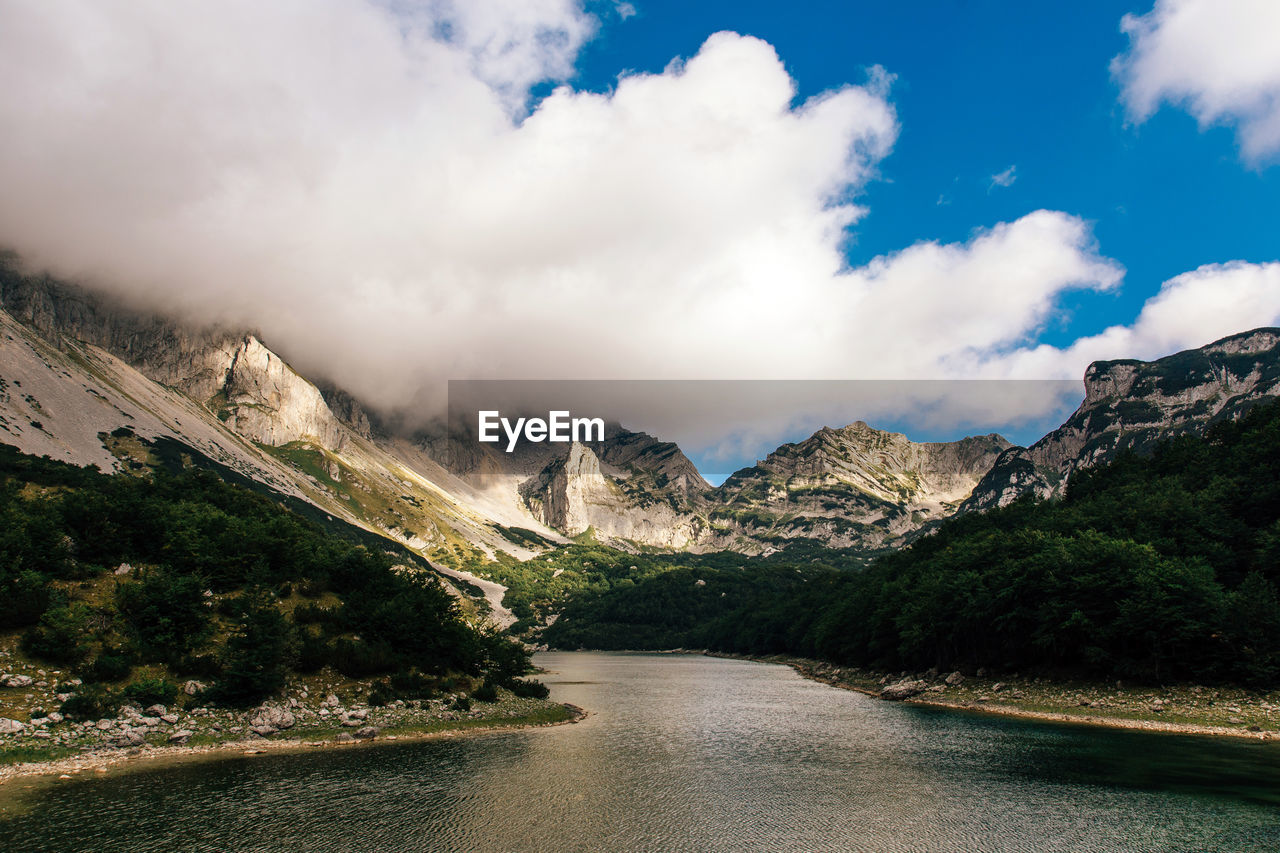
0,254,364,451
963,328,1280,511
520,441,706,548
515,420,1009,554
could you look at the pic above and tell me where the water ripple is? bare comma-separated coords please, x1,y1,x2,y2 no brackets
2,652,1279,852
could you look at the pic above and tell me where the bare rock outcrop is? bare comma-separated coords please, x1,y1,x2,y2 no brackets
963,328,1280,512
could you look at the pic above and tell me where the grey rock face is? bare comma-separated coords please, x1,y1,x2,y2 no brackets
0,259,367,451
702,423,1011,554
964,328,1280,512
520,423,1010,554
520,437,708,548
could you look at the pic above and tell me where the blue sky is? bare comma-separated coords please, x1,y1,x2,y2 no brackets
566,1,1278,351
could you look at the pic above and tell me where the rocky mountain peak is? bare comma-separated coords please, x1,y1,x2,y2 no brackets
964,327,1280,512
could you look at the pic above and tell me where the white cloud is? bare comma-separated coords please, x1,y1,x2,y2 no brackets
989,165,1017,190
0,1,1277,433
975,261,1280,378
1113,0,1280,161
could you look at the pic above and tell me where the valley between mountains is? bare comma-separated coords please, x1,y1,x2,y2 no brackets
3,257,1280,764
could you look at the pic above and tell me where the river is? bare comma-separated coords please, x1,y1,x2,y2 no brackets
2,652,1278,852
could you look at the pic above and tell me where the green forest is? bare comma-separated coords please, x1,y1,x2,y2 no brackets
544,400,1280,687
0,437,536,718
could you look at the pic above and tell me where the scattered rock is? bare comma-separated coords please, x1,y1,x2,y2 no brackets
249,705,296,731
168,730,193,744
250,725,277,737
0,718,25,734
113,563,135,576
334,732,355,743
880,679,928,701
354,727,379,740
944,671,965,686
112,729,146,747
182,680,206,696
145,704,167,716
160,714,180,725
2,674,33,688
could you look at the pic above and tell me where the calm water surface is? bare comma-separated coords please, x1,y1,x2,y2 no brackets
2,652,1278,852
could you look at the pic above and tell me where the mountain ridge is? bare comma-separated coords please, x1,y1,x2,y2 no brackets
6,256,1280,567
963,327,1280,511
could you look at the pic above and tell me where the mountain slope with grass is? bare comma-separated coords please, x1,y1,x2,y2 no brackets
0,441,547,738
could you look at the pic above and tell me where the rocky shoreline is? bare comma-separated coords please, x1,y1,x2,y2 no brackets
713,653,1280,740
0,697,584,786
0,651,585,784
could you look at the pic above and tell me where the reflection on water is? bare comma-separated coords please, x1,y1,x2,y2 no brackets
2,652,1278,852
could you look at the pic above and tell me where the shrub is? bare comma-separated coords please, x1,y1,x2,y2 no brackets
20,604,91,664
506,678,550,699
295,632,330,674
60,686,119,721
368,680,393,707
389,669,435,699
331,638,395,678
116,570,212,661
0,569,55,629
79,651,134,684
209,593,296,707
122,678,180,708
174,652,223,679
471,679,499,703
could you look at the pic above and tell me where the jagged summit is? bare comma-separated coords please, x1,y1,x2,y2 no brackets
703,421,1010,553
